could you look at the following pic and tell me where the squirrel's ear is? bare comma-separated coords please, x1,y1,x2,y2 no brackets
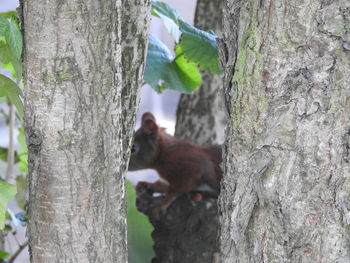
141,112,156,123
141,112,158,135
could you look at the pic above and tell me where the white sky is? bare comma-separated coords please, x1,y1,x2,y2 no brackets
0,0,19,12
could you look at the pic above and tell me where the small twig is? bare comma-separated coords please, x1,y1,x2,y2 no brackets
5,103,15,181
7,240,28,263
10,230,20,247
0,108,9,119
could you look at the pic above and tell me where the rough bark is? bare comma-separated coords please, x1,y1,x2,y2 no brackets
22,0,150,262
219,0,350,262
136,185,218,263
121,0,151,158
175,0,225,145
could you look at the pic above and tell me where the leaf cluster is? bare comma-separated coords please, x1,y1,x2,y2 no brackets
144,1,222,93
0,12,23,119
0,11,27,250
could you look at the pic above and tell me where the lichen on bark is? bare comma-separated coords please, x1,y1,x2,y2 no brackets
220,0,350,262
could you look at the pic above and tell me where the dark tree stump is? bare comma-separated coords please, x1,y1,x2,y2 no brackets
136,185,219,263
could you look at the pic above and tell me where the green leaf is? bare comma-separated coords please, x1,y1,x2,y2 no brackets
174,44,202,90
0,41,22,78
127,180,154,263
0,74,24,119
144,35,201,93
152,1,182,41
18,128,28,172
0,74,21,95
0,16,8,38
179,21,222,74
4,19,22,59
3,224,11,232
152,1,181,22
0,86,5,97
0,181,17,229
15,211,28,226
3,62,16,78
5,211,11,220
0,147,20,163
15,176,27,210
0,12,17,19
0,147,8,162
151,1,222,75
7,92,24,120
0,250,10,259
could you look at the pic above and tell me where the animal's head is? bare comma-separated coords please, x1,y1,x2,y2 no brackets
128,112,160,171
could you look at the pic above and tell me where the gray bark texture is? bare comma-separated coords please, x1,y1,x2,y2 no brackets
138,0,224,262
21,0,150,262
219,0,350,262
136,185,218,263
175,0,225,145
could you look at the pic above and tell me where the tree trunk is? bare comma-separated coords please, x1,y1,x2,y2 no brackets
22,0,150,262
219,0,350,262
175,0,225,145
136,185,218,263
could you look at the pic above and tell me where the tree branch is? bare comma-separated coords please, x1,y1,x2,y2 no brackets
7,240,28,263
136,185,219,263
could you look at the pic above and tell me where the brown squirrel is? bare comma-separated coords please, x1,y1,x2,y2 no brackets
128,112,222,216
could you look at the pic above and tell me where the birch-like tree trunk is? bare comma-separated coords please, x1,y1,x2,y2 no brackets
175,0,225,145
219,0,350,262
22,0,150,262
